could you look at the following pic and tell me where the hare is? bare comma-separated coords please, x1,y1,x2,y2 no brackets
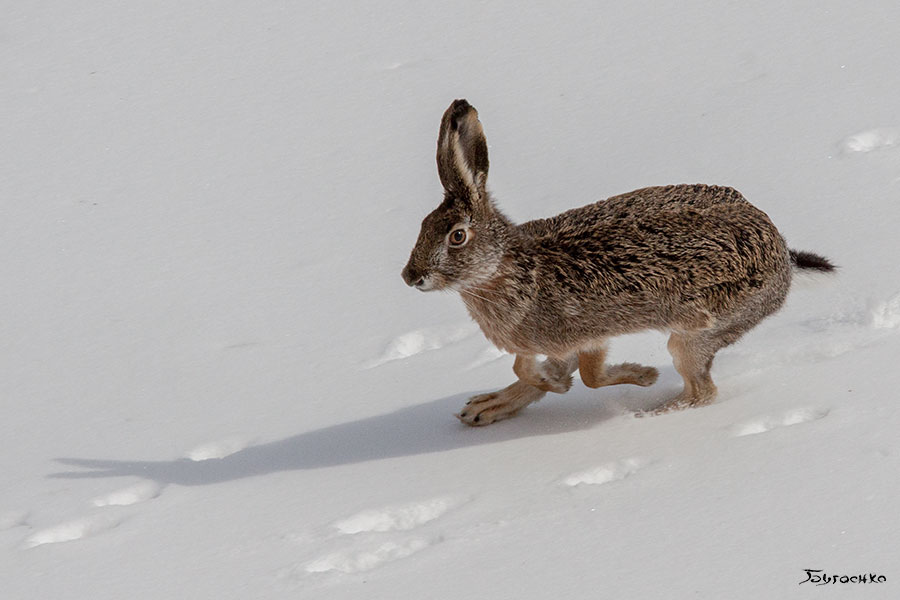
402,99,834,426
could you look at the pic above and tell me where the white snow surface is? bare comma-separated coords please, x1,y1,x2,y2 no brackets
3,2,900,598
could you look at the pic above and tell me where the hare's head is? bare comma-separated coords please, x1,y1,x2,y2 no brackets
402,100,512,292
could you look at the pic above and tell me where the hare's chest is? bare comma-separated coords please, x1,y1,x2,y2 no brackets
460,290,548,355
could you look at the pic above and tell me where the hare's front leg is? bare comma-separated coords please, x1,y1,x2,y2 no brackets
457,355,578,426
577,344,659,388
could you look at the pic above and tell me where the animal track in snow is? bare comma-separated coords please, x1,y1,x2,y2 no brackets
732,407,829,437
303,537,438,574
91,480,161,507
364,323,478,368
840,127,900,153
562,458,646,487
23,514,121,548
299,497,462,578
331,497,462,535
186,436,253,461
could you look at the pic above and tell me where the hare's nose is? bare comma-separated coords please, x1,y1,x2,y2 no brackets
401,264,423,287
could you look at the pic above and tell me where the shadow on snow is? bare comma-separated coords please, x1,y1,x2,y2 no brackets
49,385,662,486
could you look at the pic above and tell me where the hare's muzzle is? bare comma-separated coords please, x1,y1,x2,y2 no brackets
401,264,425,288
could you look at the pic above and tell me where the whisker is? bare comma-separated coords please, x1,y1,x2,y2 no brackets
459,287,506,310
458,287,547,340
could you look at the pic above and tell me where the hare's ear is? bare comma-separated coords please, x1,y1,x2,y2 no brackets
436,99,490,206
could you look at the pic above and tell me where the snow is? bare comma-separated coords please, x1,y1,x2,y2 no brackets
2,1,900,598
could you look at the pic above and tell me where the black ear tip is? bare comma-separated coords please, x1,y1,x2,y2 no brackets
449,99,473,130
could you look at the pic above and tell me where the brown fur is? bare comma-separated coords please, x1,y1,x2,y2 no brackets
578,346,659,388
402,99,833,426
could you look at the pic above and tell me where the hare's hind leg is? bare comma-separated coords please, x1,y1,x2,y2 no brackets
458,355,578,426
578,344,659,388
655,331,720,413
655,278,791,415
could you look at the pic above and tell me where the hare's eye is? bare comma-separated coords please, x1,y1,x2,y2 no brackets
449,229,468,247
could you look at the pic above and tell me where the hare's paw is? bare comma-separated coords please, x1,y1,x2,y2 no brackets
457,392,507,426
646,395,691,416
457,382,545,426
606,363,659,387
646,387,717,416
537,360,575,393
535,373,572,394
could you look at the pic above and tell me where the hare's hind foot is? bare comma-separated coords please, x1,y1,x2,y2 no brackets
604,363,659,387
457,381,546,426
647,385,718,416
578,346,659,389
648,329,728,416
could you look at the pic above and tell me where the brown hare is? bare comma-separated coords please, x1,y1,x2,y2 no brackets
402,99,834,426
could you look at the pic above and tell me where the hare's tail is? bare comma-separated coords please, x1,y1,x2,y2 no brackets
789,249,836,272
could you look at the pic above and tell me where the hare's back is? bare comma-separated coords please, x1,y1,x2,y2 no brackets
519,183,788,300
522,184,765,240
608,183,750,210
522,184,749,236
